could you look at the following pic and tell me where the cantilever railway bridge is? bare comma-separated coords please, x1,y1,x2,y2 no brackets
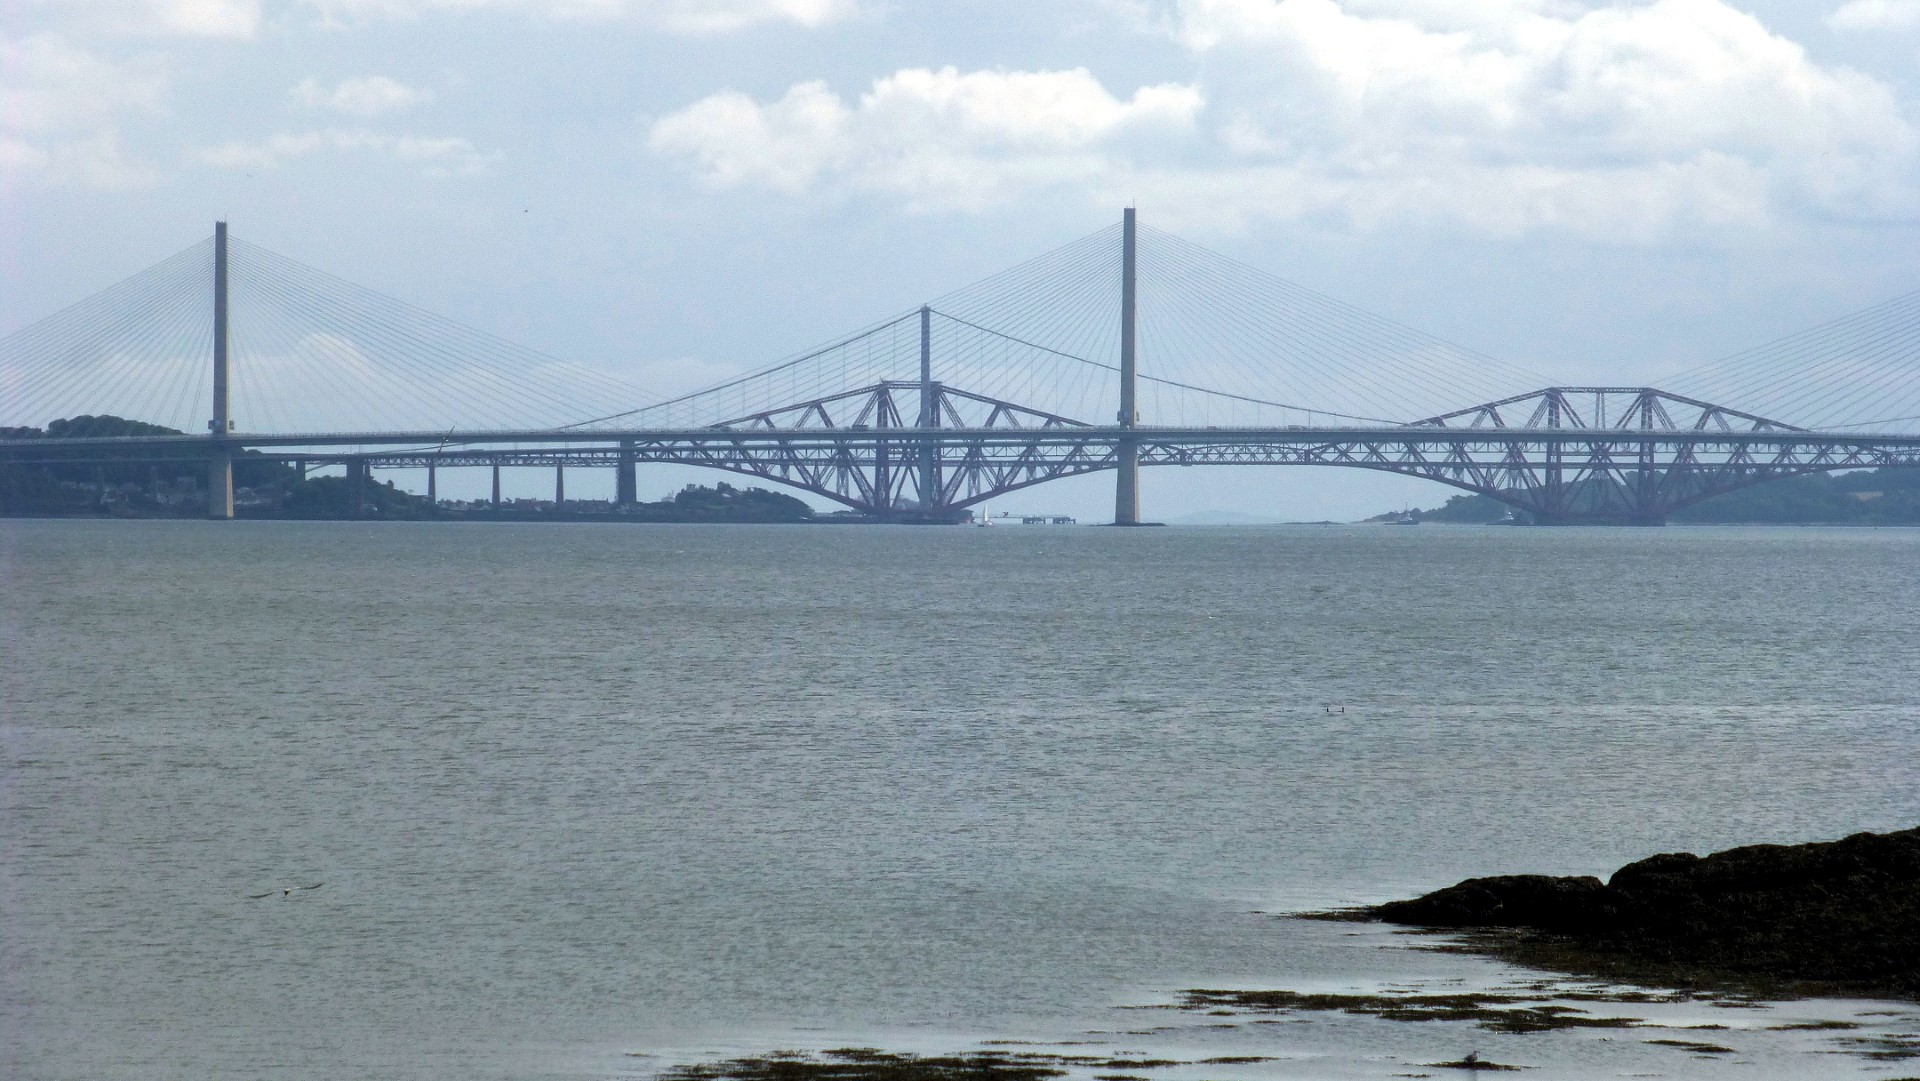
4,211,1919,524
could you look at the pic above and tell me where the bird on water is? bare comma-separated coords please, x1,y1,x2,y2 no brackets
250,883,323,899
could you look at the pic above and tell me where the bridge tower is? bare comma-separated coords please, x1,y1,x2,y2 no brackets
1114,207,1140,525
916,304,942,518
208,221,234,519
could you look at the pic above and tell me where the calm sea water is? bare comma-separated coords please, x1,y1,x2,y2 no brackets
3,520,1917,1080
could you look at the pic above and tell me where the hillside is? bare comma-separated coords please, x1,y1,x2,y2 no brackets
1390,467,1920,525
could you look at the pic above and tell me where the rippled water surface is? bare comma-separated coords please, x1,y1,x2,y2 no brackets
3,520,1917,1080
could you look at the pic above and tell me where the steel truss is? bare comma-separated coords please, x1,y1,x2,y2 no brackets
312,387,1920,523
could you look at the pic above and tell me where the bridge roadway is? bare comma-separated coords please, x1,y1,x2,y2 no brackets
9,424,1920,458
8,423,1918,522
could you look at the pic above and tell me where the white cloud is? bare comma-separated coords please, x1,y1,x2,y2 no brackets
0,34,168,136
293,75,429,117
0,34,166,190
197,128,495,175
299,0,857,33
1829,0,1920,29
649,1,1919,240
1165,0,1917,233
649,66,1204,211
23,0,262,38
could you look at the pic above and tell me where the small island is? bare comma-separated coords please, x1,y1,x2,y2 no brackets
1355,827,1920,998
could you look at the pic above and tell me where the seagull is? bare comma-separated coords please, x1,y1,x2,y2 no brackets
1463,1051,1480,1067
250,883,323,899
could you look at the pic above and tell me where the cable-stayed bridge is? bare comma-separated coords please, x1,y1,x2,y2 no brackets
4,212,1918,524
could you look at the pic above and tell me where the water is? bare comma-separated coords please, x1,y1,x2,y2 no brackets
3,520,1917,1080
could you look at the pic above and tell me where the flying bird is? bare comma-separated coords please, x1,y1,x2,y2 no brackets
250,883,323,899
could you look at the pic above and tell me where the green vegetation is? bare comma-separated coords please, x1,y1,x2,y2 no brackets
1675,467,1920,523
1387,467,1920,525
643,481,813,522
1,415,305,517
462,481,813,522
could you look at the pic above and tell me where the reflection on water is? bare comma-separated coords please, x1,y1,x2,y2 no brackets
3,520,1916,1079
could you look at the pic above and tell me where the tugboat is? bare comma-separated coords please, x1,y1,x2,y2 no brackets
1391,506,1420,525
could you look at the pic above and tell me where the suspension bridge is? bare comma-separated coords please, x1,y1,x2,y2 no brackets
4,210,1918,524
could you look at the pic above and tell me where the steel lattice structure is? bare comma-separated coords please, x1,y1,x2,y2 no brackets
10,380,1919,524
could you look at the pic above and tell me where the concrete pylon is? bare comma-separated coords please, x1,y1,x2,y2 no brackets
208,221,234,519
616,440,637,507
1113,207,1140,525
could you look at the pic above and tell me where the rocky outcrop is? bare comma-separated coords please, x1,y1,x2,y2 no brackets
1369,827,1920,997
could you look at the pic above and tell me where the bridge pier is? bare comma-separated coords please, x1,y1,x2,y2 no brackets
872,382,893,519
916,305,945,519
491,464,501,508
208,453,233,519
347,457,369,518
616,440,637,507
427,462,437,504
555,463,565,506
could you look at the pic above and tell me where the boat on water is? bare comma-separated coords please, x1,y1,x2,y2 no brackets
1391,509,1420,525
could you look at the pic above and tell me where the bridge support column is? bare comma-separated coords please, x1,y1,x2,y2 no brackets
1542,399,1566,522
616,440,637,507
873,385,892,519
208,454,233,519
427,463,437,504
1633,435,1659,524
1113,206,1141,526
555,464,565,506
916,305,944,519
347,458,369,518
207,220,234,520
491,464,501,508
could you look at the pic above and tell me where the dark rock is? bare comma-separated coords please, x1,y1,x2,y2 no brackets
1365,827,1920,997
1374,874,1608,931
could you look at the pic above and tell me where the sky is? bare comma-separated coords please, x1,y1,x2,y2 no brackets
4,0,1919,519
